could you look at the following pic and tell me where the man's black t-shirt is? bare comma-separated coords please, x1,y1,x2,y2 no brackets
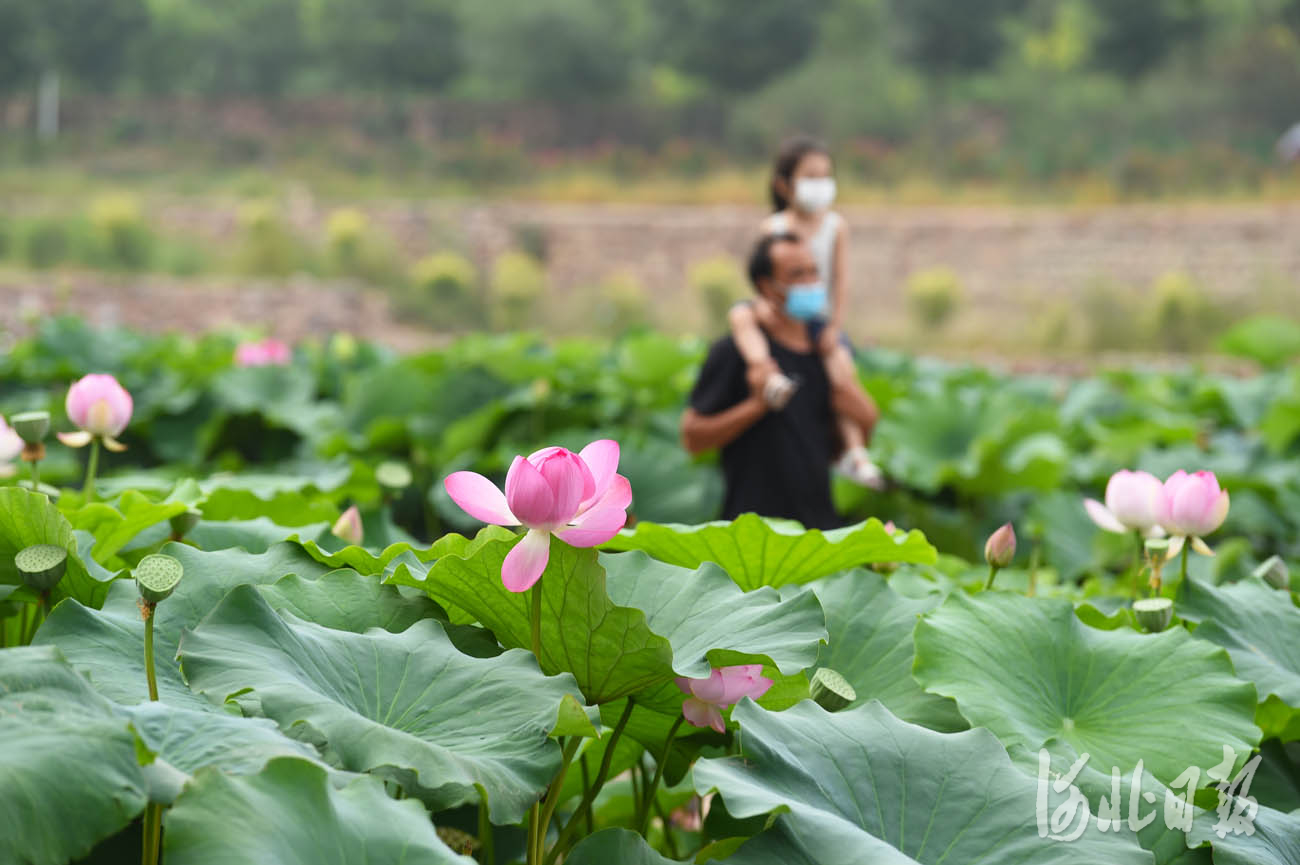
688,329,841,530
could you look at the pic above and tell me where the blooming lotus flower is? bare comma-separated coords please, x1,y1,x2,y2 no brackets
332,505,363,546
675,665,773,733
444,440,631,592
1159,470,1229,557
0,417,23,476
57,374,133,451
235,338,292,367
1085,470,1166,536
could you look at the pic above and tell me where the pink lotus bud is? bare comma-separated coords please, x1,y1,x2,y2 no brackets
64,374,133,439
984,523,1016,568
1159,470,1229,538
675,664,774,733
331,505,363,546
0,417,22,465
235,338,292,367
443,440,631,592
1085,470,1165,535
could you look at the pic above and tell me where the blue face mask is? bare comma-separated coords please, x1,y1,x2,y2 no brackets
784,282,828,322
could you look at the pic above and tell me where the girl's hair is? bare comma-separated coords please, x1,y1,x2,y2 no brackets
769,135,830,211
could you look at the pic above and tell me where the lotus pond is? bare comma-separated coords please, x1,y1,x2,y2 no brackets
0,316,1297,865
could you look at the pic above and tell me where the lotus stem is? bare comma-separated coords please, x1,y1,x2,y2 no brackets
530,583,543,662
1132,531,1144,600
544,698,636,865
83,436,101,501
141,803,161,865
143,603,159,702
526,805,539,865
1177,543,1190,600
477,799,495,865
984,564,999,591
638,713,686,835
536,737,581,860
580,754,593,834
29,458,39,491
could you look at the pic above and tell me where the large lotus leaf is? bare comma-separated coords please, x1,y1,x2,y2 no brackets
178,585,582,823
67,490,189,562
1178,577,1300,709
126,702,329,788
600,550,826,678
807,569,966,732
260,569,444,634
566,829,682,865
693,700,1150,864
291,535,439,576
0,647,149,865
34,541,333,708
603,514,936,591
913,591,1261,786
0,487,97,599
1188,801,1300,865
163,757,473,865
188,518,331,553
389,529,675,704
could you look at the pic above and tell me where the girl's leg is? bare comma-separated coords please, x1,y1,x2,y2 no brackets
824,342,885,488
729,301,799,409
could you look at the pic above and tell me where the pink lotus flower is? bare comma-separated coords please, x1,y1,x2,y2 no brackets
235,338,292,367
443,440,631,592
57,374,133,451
0,417,22,476
984,522,1016,568
1160,470,1229,557
331,505,363,546
676,665,774,733
1084,470,1166,536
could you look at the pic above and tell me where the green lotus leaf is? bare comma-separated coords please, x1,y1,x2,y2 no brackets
1178,577,1300,709
0,487,98,605
693,699,1150,864
807,569,966,731
0,646,148,865
566,829,682,865
603,514,936,591
1189,801,1300,865
163,757,473,865
178,585,584,823
67,490,190,562
260,568,444,634
389,530,674,704
913,591,1261,786
189,518,331,553
34,542,332,708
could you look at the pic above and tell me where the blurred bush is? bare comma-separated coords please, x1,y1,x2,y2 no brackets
21,218,74,270
690,255,748,332
490,251,546,331
592,270,651,333
88,195,154,271
323,207,399,285
234,201,307,276
1218,315,1300,368
1146,271,1219,353
1079,279,1143,351
406,252,481,327
906,267,962,331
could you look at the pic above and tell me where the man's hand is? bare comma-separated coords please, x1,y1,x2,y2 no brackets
817,325,841,356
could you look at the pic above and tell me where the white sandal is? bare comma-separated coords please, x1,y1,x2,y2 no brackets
762,372,799,410
837,447,886,490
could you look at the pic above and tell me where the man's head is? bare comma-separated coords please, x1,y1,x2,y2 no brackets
746,232,819,311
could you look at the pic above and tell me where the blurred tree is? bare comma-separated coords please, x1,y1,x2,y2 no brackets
36,0,149,90
891,0,1029,76
1087,0,1208,79
652,0,826,93
461,0,634,100
303,0,462,91
138,0,305,94
0,0,35,94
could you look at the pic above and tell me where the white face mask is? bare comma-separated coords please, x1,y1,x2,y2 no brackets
793,177,836,213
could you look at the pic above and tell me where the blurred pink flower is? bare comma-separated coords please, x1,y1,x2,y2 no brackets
1084,469,1166,536
984,522,1016,569
0,417,22,475
235,338,292,367
331,505,363,546
57,374,132,451
1160,470,1229,556
675,664,773,734
444,440,631,592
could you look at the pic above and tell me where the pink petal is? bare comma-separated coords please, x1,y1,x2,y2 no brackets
505,456,557,528
444,472,517,526
1160,470,1191,526
682,697,725,734
1170,475,1219,536
532,449,592,525
674,677,694,696
555,504,628,547
501,528,552,592
1208,490,1229,534
689,669,728,704
1084,499,1127,534
578,440,620,506
57,430,93,448
717,665,771,705
1166,535,1186,559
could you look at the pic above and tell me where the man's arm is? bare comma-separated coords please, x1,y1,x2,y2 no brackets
830,379,880,441
681,396,767,456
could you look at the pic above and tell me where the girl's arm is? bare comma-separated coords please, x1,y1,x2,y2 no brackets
830,215,849,330
728,301,772,366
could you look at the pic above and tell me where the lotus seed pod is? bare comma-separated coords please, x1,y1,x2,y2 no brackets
1252,555,1289,591
1133,597,1174,633
809,667,856,712
10,410,50,444
135,554,184,604
15,544,68,592
376,461,413,491
169,509,201,539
